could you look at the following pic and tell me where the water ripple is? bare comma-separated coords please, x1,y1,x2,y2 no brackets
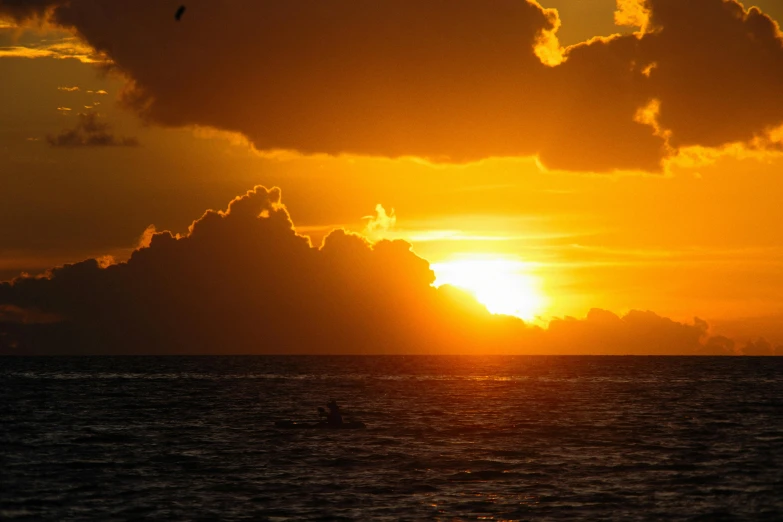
1,356,782,520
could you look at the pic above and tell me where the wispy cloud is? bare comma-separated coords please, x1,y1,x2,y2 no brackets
47,112,139,148
363,204,396,238
0,37,104,63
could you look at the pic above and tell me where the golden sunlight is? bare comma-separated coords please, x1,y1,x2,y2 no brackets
431,256,548,321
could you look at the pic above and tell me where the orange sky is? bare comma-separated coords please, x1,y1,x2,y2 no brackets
1,1,783,354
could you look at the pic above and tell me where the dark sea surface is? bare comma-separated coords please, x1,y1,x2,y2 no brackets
1,356,782,521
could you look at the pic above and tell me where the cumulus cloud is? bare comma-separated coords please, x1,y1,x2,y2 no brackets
0,186,445,353
46,111,138,147
543,309,714,355
636,0,783,152
0,184,767,355
0,0,780,172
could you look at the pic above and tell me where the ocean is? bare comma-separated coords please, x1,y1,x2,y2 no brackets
2,356,782,520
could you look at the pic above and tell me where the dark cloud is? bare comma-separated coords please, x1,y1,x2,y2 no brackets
0,186,462,354
639,0,783,150
46,111,138,147
0,0,58,23
2,0,781,171
0,185,764,355
0,304,59,324
741,338,779,356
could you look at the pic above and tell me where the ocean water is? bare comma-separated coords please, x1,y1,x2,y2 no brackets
1,356,782,521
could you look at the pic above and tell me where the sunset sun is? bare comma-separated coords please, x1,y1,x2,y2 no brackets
431,256,547,321
4,0,783,520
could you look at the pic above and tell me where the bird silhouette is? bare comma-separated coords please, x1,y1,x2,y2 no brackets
175,5,186,21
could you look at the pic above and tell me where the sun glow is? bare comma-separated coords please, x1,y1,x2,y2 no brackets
431,256,548,321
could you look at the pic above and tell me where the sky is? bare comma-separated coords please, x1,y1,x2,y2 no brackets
1,0,783,354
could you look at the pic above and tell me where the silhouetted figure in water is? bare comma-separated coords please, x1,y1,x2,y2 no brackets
325,399,343,427
175,5,186,21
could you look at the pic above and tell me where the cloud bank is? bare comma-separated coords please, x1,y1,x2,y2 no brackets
0,185,777,355
3,0,783,172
